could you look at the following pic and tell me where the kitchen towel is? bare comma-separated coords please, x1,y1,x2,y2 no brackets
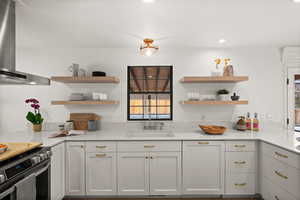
15,174,36,200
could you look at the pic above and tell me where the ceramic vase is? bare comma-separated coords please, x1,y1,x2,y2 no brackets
33,124,42,132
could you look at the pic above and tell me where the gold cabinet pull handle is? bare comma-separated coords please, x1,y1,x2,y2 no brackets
144,145,155,148
234,161,246,165
198,142,209,145
96,145,107,149
234,145,246,148
275,152,288,158
95,154,106,158
70,145,84,148
274,170,288,179
234,183,247,187
274,195,280,200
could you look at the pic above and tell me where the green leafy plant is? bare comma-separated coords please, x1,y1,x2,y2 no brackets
25,98,44,125
217,89,229,95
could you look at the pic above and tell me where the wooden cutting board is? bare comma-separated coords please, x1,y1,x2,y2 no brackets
70,113,101,130
0,142,42,162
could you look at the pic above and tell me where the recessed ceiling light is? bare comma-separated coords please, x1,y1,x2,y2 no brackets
293,0,300,2
219,39,226,44
142,0,155,3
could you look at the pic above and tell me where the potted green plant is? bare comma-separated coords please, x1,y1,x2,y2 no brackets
217,89,230,101
25,98,44,132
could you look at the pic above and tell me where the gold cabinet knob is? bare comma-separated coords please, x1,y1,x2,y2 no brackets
95,154,106,158
96,145,107,149
234,145,246,148
234,161,246,165
144,145,155,148
274,170,288,179
275,152,288,158
198,142,209,145
234,183,247,187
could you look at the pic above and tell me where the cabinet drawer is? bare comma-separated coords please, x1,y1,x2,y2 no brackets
261,142,300,170
183,141,224,150
225,173,255,195
266,156,300,198
225,141,255,152
67,142,85,149
261,177,298,200
118,141,181,152
86,142,117,152
226,152,255,173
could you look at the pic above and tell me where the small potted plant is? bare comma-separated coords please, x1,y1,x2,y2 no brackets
217,89,230,101
25,98,44,132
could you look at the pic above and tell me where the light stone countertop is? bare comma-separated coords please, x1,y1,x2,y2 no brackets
0,128,299,154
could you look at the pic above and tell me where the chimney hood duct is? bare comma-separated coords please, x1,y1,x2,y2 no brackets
0,0,50,85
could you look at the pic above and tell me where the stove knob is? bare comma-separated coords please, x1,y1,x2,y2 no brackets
39,153,47,160
31,156,41,164
0,174,6,184
46,151,52,157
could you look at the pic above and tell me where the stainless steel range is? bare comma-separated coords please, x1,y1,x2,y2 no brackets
0,147,52,200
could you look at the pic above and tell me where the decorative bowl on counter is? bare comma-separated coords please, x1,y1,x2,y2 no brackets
0,144,8,154
199,125,227,135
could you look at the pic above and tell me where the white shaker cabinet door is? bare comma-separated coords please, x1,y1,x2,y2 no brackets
51,143,65,200
149,152,181,195
117,152,150,195
183,141,225,195
65,142,85,196
86,152,117,195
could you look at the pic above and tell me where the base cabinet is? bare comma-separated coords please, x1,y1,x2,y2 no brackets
117,152,150,195
259,142,300,200
65,142,85,196
183,141,225,195
149,152,181,195
117,141,182,196
86,152,117,195
51,143,65,200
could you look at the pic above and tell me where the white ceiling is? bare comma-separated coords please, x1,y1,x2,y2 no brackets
16,0,300,48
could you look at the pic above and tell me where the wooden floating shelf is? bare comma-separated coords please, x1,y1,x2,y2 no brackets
51,100,119,105
51,76,120,83
180,100,248,105
180,76,249,83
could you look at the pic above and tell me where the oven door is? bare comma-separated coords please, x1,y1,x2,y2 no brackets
0,186,15,200
0,160,51,200
34,162,50,200
14,161,50,200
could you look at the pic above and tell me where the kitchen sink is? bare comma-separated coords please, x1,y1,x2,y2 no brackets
297,137,300,142
126,131,174,138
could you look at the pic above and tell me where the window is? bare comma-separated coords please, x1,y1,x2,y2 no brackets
287,68,300,131
127,66,173,120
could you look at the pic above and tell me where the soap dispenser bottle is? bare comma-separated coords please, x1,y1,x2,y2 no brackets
252,113,259,132
246,112,252,130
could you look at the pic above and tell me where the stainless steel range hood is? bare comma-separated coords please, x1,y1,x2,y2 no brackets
0,0,50,85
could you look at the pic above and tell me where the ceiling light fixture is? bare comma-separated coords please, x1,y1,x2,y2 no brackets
140,38,159,56
293,0,300,2
219,39,226,44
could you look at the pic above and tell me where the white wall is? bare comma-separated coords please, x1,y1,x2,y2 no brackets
0,47,284,132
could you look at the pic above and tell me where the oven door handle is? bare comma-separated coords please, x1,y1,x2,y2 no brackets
34,163,50,176
0,186,15,199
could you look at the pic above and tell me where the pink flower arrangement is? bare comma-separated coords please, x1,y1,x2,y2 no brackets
25,98,44,125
